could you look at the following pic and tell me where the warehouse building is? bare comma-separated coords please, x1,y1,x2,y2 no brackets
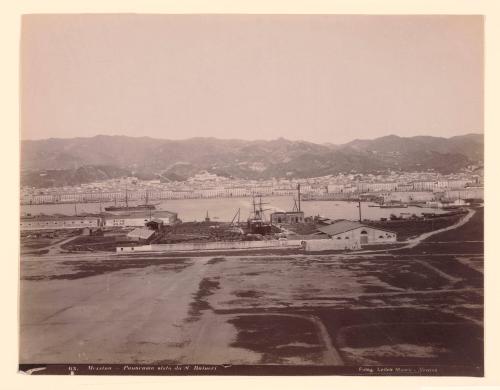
20,215,103,231
270,211,305,224
104,210,178,227
317,220,397,246
20,210,178,231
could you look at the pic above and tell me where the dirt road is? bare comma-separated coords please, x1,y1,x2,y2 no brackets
405,208,476,248
20,256,212,363
21,254,344,365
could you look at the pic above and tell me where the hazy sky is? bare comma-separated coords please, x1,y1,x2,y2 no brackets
21,15,483,143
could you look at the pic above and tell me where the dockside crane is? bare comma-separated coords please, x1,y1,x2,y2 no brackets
230,208,241,225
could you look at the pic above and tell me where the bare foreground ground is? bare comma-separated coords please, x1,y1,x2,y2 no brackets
19,211,484,368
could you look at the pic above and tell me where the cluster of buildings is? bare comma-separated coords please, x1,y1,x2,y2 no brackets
20,170,483,205
20,210,178,232
115,218,399,254
23,167,483,253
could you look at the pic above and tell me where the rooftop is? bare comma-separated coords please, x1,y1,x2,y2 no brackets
127,228,155,240
21,214,101,221
317,220,396,236
317,220,366,236
102,210,177,218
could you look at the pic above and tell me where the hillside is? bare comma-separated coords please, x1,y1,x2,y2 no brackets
20,134,483,187
20,165,132,188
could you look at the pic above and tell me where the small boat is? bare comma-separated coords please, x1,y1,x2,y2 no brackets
441,205,465,211
379,204,408,209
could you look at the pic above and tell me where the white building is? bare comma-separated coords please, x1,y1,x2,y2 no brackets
317,220,397,247
385,191,435,202
327,184,345,193
104,210,177,227
20,215,103,231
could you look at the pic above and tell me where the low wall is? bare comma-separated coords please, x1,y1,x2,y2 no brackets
116,239,370,253
116,245,152,253
116,239,303,253
304,239,360,251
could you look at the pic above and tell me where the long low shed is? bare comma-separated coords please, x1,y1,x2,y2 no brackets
20,216,102,231
20,210,177,231
116,239,303,253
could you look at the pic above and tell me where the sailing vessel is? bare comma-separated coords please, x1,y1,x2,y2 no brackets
247,195,273,235
104,189,158,212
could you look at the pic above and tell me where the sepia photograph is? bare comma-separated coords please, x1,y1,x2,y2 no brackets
18,14,484,376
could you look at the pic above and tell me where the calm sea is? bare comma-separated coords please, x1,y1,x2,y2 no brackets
20,196,445,222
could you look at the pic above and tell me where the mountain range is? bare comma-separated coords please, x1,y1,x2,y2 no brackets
21,134,483,188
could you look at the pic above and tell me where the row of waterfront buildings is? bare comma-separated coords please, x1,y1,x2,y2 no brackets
21,179,483,205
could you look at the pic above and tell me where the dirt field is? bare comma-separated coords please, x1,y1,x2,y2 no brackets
20,253,483,368
365,213,464,241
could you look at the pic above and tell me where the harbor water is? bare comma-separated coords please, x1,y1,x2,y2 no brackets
21,196,446,222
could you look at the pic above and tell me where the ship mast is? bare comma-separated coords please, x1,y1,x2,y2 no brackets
257,195,271,221
250,194,270,221
297,183,301,212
